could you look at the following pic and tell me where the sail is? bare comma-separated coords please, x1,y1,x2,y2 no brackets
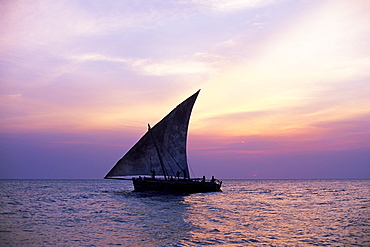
105,90,200,179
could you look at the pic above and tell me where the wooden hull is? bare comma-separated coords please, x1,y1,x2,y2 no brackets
133,178,222,193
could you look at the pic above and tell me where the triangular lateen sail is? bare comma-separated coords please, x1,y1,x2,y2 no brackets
105,90,200,179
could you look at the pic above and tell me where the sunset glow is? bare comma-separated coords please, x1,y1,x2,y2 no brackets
1,0,369,179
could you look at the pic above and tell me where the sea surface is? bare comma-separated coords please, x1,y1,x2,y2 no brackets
0,179,369,246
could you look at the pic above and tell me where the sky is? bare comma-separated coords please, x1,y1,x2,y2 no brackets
1,0,370,179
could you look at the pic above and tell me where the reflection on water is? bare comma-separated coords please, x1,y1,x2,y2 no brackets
0,179,369,246
182,180,370,246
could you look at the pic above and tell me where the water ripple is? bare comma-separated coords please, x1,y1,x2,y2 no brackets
0,179,369,246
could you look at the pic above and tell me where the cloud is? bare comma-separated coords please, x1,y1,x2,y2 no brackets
190,110,370,156
66,52,224,77
67,53,131,64
187,0,277,11
133,58,216,76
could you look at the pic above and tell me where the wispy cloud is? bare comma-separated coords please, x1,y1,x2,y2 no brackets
66,52,225,76
187,0,277,11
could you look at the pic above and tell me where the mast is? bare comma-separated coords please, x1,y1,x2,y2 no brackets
148,124,167,180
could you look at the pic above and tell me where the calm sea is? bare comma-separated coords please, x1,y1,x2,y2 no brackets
0,179,369,246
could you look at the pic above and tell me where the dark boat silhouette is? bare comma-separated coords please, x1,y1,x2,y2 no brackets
104,90,222,193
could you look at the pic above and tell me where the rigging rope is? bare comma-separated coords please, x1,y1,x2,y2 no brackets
187,157,195,178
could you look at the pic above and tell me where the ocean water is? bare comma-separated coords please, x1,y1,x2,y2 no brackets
0,179,369,246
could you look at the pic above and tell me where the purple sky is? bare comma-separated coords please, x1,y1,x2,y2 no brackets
1,0,370,179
